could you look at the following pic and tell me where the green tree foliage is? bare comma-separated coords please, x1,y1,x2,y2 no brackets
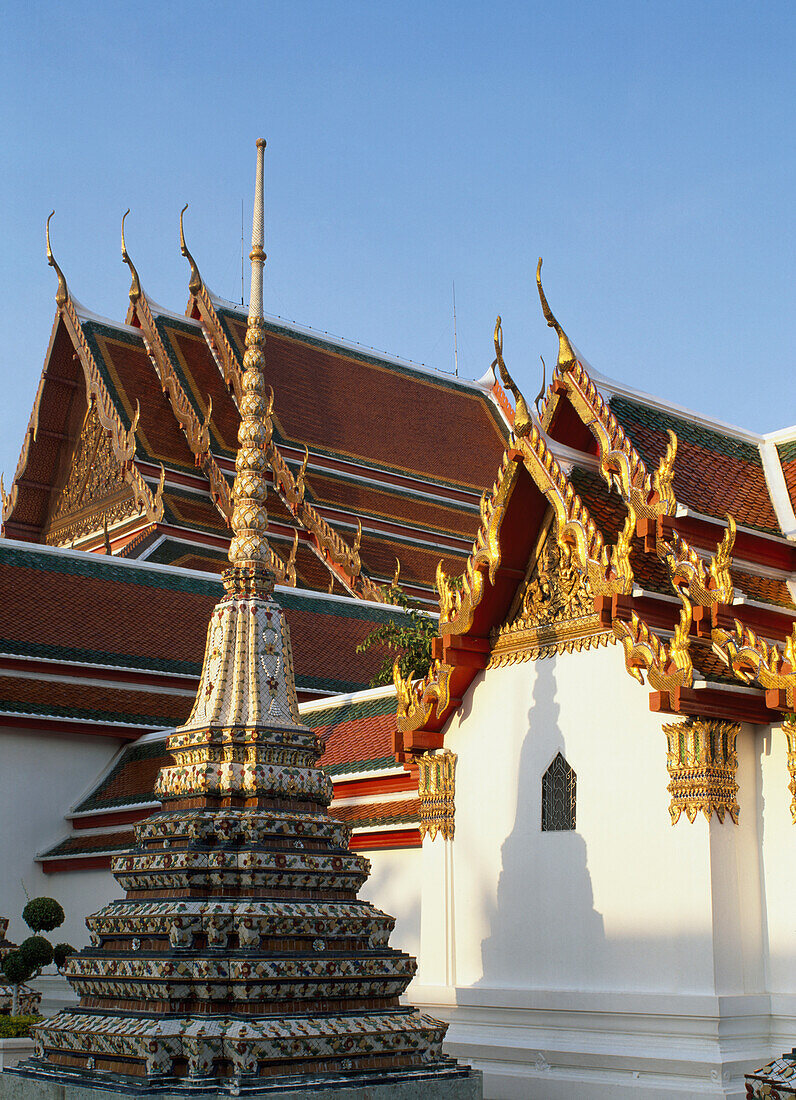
19,936,53,971
0,952,30,986
356,583,438,687
53,943,75,970
1,896,67,1015
22,897,64,933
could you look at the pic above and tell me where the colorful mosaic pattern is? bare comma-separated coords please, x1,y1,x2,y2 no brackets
26,587,452,1086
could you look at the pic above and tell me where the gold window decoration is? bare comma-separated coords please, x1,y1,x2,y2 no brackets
662,718,740,825
784,720,796,824
417,750,456,841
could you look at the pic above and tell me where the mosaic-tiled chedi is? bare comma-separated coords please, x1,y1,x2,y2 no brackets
24,140,455,1090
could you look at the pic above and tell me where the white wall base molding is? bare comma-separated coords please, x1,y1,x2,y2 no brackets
410,985,795,1100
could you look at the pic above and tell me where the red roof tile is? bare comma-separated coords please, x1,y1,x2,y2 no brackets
220,312,507,488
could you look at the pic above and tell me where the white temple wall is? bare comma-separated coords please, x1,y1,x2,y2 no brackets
409,643,781,1098
759,722,796,993
358,845,422,962
0,728,122,947
423,644,727,995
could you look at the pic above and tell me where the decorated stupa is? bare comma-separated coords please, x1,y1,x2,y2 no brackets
5,141,479,1097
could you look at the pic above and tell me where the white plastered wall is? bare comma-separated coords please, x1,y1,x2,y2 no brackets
408,643,785,1099
0,728,122,948
358,845,422,962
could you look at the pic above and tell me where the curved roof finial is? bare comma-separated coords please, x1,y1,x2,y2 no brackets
45,211,68,308
179,204,203,296
493,316,532,437
534,356,547,415
120,210,142,304
536,258,577,372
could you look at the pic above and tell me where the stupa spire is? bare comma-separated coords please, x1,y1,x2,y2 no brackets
227,139,272,584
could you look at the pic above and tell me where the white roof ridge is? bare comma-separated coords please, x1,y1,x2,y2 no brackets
208,291,485,392
588,366,768,444
71,296,142,337
145,296,202,327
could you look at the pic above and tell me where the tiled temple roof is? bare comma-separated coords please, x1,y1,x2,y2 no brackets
0,542,423,735
305,691,402,775
215,307,507,489
4,267,508,602
608,394,781,535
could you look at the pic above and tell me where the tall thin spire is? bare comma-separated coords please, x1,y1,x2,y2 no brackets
227,139,272,587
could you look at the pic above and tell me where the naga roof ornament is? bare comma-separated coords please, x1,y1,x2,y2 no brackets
536,258,577,373
45,211,68,307
179,203,203,296
492,317,532,436
16,140,469,1093
120,210,142,304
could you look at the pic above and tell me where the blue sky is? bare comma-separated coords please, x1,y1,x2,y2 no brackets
0,1,794,481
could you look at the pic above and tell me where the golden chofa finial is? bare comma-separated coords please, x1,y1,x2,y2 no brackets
226,138,271,586
493,316,532,437
45,212,68,308
179,204,203,296
120,210,142,304
536,258,577,372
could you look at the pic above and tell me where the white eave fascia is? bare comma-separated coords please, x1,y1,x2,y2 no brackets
70,297,142,337
145,297,202,327
37,846,131,862
759,441,796,541
330,790,416,810
67,801,161,822
329,765,405,785
0,650,195,683
350,822,419,834
731,594,796,619
587,366,767,445
0,667,196,697
673,505,796,552
0,708,161,731
299,683,397,717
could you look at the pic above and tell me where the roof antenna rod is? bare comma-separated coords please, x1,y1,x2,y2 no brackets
240,198,245,306
452,280,459,377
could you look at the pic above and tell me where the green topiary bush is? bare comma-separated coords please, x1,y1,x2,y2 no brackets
52,943,75,970
21,898,64,934
1,952,32,986
2,896,68,1015
19,937,53,971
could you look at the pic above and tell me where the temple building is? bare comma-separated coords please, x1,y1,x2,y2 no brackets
0,199,508,952
0,163,795,1098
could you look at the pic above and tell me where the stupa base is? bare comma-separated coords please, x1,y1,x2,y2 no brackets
1,1062,482,1099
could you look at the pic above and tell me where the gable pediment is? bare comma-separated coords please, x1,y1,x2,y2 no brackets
43,401,136,547
490,511,610,665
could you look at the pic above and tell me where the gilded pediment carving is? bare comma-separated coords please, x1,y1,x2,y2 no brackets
490,513,611,666
44,402,137,546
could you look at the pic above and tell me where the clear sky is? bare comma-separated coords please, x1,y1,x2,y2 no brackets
0,1,794,482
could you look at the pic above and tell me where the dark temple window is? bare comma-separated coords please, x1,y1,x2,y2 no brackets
541,752,576,831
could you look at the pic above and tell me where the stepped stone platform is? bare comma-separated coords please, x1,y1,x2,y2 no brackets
2,1063,482,1098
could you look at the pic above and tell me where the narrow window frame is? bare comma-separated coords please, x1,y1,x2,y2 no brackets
541,752,576,832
